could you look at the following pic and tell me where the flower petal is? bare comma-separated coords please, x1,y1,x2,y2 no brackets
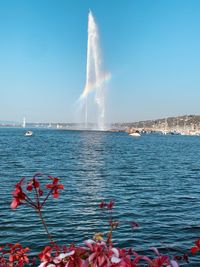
58,251,75,259
111,255,121,263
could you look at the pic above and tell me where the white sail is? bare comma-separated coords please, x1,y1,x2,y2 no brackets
22,117,26,128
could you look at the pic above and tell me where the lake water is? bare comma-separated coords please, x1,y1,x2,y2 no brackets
1,128,200,265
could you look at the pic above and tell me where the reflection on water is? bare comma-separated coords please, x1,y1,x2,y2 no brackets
74,131,107,199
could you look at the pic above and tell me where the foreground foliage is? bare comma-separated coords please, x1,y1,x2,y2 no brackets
0,173,197,266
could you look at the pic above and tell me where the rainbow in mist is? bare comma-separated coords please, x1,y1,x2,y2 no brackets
79,10,111,130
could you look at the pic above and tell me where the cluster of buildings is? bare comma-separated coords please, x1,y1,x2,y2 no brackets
113,115,200,136
1,115,200,136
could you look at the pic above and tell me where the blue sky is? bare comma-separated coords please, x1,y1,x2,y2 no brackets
1,0,200,123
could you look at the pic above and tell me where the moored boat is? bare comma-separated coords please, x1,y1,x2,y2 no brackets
25,131,33,137
129,132,141,137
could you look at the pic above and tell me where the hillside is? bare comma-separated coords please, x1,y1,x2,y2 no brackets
112,115,200,132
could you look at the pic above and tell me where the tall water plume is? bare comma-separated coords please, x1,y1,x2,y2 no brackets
79,10,110,130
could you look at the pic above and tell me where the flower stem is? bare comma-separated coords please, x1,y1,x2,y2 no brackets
41,189,53,208
36,208,55,244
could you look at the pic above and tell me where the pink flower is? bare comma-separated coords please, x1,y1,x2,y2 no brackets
99,201,107,209
46,177,64,198
107,200,114,210
190,237,200,254
85,240,110,266
110,247,134,266
27,177,40,191
0,243,30,266
11,178,26,209
38,246,52,262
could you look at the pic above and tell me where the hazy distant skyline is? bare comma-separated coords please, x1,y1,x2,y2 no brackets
1,0,200,123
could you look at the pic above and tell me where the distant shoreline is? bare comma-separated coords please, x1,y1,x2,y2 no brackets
1,114,200,134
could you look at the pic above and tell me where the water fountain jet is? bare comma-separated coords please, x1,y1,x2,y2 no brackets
79,10,110,131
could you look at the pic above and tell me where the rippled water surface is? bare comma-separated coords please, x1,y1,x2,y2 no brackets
1,128,200,265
